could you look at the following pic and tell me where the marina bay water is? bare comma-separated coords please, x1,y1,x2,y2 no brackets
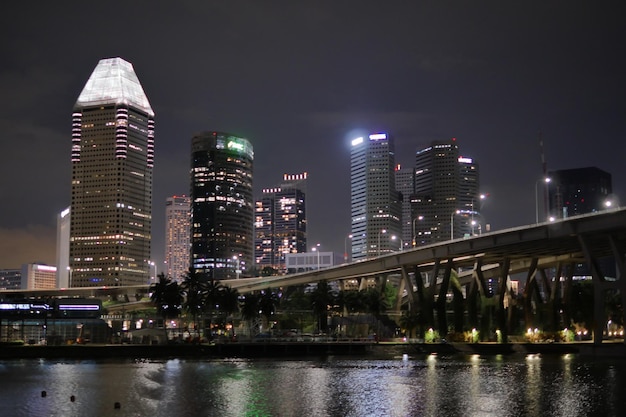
1,353,625,417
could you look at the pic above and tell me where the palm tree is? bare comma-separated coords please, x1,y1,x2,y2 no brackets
203,278,224,340
149,273,183,337
180,269,207,338
399,309,421,339
310,281,333,334
259,288,280,332
240,293,260,336
219,285,240,338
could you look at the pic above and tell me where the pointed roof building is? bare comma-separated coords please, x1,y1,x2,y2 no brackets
75,57,154,116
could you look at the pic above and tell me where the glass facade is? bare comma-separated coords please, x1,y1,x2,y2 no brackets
191,132,254,279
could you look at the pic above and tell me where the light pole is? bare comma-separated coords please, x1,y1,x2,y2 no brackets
535,177,551,223
450,210,460,240
148,261,157,283
412,216,423,247
314,243,321,270
391,235,403,251
377,229,387,256
344,234,352,263
471,194,487,236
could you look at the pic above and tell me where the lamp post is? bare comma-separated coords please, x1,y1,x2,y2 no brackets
377,229,387,256
66,266,72,288
148,261,157,283
471,194,487,236
314,243,321,270
344,234,352,263
412,216,424,247
450,210,460,240
391,235,403,251
535,177,551,223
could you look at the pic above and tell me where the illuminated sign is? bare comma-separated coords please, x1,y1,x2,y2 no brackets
351,137,364,146
227,141,245,151
458,157,473,164
369,133,387,140
58,304,100,311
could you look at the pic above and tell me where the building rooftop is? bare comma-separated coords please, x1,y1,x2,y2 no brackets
74,57,154,116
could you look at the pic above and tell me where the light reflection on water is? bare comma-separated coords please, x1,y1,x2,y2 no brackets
0,353,624,417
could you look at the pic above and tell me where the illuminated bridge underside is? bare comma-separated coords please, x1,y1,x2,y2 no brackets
225,209,626,345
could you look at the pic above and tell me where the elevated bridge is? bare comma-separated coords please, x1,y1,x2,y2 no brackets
3,209,625,345
224,208,626,345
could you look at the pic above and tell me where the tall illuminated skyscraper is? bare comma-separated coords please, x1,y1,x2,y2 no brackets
255,173,307,274
69,57,154,287
191,132,254,279
165,195,191,281
350,133,402,261
412,138,480,245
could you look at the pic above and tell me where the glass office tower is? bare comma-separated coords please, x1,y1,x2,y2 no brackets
190,132,254,279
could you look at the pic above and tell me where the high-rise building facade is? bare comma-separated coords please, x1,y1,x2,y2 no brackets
395,165,414,250
190,131,254,279
56,206,70,288
547,167,613,219
165,195,191,281
21,264,57,290
255,173,307,274
412,138,481,245
350,133,402,261
69,57,155,287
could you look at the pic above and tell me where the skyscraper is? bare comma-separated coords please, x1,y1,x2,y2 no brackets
190,131,254,279
56,206,70,288
165,195,191,281
412,138,480,245
69,57,154,287
255,173,308,274
350,133,402,261
395,165,414,250
547,167,613,219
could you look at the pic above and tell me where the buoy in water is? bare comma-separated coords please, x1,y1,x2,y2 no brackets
70,395,75,402
114,402,121,409
41,391,47,398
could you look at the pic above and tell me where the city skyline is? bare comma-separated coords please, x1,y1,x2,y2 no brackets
1,2,624,270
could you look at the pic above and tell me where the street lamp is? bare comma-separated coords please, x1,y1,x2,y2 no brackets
344,234,352,263
148,261,157,283
535,177,551,223
377,229,387,256
471,194,487,236
66,266,72,288
450,210,460,240
391,235,403,251
412,216,424,247
313,243,321,270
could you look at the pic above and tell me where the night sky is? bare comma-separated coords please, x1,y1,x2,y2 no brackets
1,2,624,270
